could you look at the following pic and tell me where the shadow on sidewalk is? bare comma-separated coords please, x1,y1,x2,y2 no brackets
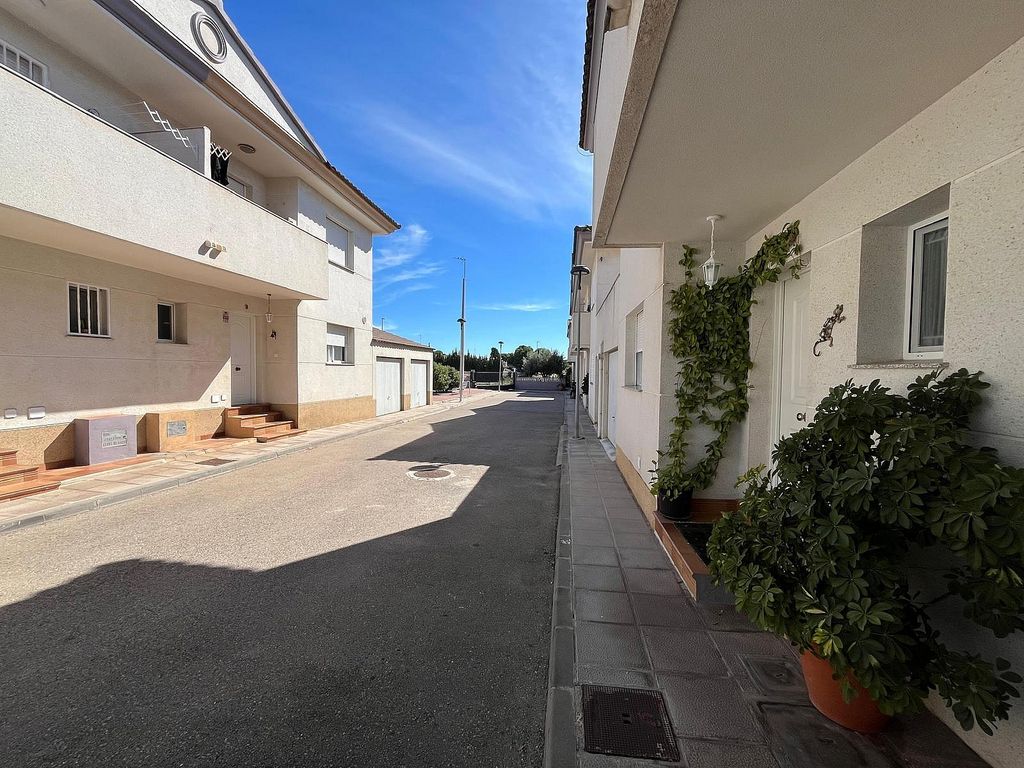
0,394,564,768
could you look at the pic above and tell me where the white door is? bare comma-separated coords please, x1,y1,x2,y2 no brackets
607,350,619,443
375,357,402,416
229,312,254,405
777,276,813,439
411,360,428,408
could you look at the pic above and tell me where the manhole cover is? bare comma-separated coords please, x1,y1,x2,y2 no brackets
582,685,680,761
407,464,453,480
196,458,235,466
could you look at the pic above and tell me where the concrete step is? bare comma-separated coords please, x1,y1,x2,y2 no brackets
0,464,39,487
224,404,274,418
226,411,283,428
226,418,297,439
0,478,60,503
256,428,307,444
0,449,18,467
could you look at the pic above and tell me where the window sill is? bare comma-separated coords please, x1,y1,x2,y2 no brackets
157,340,188,345
624,385,643,391
849,360,948,370
67,333,111,339
326,362,354,367
328,261,356,274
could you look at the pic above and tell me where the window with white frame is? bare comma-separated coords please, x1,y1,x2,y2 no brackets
1,39,47,86
326,323,351,364
156,302,174,342
326,218,354,271
68,283,109,337
906,214,948,357
626,306,644,388
226,174,253,200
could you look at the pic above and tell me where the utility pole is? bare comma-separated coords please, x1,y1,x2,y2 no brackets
498,340,504,392
380,316,385,332
455,257,467,403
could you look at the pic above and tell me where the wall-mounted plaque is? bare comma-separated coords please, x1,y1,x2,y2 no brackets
166,420,188,437
100,429,129,449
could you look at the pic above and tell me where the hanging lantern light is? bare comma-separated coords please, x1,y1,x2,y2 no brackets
265,293,273,323
702,214,722,288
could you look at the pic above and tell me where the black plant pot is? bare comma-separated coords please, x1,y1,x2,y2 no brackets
656,489,693,522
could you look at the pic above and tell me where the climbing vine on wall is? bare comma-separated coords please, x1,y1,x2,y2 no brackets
651,222,803,499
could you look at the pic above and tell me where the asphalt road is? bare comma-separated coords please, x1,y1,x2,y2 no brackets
0,391,564,768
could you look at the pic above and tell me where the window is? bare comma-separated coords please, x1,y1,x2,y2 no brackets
226,174,253,200
326,323,351,364
626,306,644,388
1,39,47,86
68,283,109,337
634,309,644,389
906,214,948,357
326,218,354,271
157,302,174,342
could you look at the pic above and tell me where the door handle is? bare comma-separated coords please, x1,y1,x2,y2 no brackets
796,412,807,422
234,366,241,372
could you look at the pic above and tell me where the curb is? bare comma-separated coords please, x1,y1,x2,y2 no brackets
0,391,503,536
543,420,577,768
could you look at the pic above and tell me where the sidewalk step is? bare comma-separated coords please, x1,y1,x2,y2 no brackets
0,478,60,503
0,464,39,486
225,412,283,433
256,428,306,444
0,449,18,467
224,403,274,418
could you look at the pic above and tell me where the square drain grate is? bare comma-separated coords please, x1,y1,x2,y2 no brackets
582,685,680,761
195,458,235,466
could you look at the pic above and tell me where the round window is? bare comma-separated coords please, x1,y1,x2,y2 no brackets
190,12,227,63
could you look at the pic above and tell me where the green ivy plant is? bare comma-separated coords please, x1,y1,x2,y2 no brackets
708,370,1024,734
650,222,802,499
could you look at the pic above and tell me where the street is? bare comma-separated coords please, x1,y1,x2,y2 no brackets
0,392,563,768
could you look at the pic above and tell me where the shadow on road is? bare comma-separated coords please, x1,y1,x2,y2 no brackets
0,394,564,768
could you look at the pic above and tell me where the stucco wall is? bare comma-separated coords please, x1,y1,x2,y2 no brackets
739,37,1024,767
592,26,629,233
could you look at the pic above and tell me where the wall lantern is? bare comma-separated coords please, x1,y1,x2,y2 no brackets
702,214,723,288
265,293,273,323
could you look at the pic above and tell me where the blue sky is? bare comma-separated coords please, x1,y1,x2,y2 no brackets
228,0,591,355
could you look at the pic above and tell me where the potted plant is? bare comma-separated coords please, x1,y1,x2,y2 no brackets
709,370,1024,734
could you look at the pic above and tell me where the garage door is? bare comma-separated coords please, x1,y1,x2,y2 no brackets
411,360,428,408
375,357,402,416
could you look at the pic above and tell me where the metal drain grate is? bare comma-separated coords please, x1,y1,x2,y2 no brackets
582,685,680,761
195,458,235,466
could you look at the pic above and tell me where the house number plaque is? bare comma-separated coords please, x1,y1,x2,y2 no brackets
166,420,188,437
100,429,129,449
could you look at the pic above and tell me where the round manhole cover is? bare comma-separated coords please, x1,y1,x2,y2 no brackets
407,464,453,480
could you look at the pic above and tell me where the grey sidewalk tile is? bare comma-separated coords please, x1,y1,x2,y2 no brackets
617,547,672,570
681,739,781,768
576,621,648,669
632,593,703,628
642,627,728,676
579,750,686,768
612,532,659,550
574,589,635,624
624,567,683,596
609,518,650,534
878,713,991,768
572,545,620,567
574,529,615,547
572,504,608,519
698,603,758,632
659,675,767,742
760,703,894,768
574,565,626,592
710,632,796,677
573,517,612,533
577,665,656,689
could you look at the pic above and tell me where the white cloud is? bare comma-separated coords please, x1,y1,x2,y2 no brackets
376,223,431,270
376,263,444,288
475,301,559,313
378,283,435,307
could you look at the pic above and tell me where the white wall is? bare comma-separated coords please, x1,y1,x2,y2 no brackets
592,26,630,234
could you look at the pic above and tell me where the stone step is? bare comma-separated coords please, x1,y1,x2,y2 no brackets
0,464,39,487
256,428,307,444
0,449,18,467
0,478,60,503
223,403,274,418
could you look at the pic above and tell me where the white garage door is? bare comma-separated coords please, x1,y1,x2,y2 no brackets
375,357,402,416
411,360,428,408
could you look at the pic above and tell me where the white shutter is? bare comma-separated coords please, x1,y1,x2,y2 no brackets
326,219,352,270
326,323,349,363
635,310,645,354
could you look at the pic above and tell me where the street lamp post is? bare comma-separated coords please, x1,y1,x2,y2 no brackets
497,340,504,391
570,264,591,439
455,257,467,403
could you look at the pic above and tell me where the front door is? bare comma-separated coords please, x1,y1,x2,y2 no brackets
375,357,402,415
411,360,428,408
777,276,813,440
229,312,254,405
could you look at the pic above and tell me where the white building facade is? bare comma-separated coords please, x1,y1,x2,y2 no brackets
575,1,1024,763
0,0,399,466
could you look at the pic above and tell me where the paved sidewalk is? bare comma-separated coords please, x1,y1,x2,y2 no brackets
0,393,498,535
546,403,988,768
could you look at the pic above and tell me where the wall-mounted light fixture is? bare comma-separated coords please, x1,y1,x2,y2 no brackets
238,143,256,154
702,215,722,288
265,293,273,323
203,240,227,257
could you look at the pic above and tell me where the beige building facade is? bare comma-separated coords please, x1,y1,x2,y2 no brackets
574,1,1024,763
0,0,400,465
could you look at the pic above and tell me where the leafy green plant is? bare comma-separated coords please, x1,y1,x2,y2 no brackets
708,370,1024,733
432,363,458,392
651,222,802,499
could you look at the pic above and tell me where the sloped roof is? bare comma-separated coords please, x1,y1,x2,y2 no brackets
371,328,433,351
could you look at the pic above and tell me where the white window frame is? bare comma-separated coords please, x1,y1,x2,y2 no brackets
326,218,354,272
903,212,949,359
156,302,175,343
67,282,110,338
326,323,351,365
0,38,48,87
226,174,253,200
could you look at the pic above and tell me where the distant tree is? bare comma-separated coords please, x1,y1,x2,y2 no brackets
522,348,553,377
510,345,533,371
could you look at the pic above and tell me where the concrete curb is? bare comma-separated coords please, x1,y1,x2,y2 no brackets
543,421,577,768
0,391,503,536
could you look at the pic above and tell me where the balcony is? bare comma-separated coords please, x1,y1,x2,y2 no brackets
0,67,327,300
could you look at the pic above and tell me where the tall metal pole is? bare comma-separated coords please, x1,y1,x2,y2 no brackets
456,257,466,403
498,340,504,392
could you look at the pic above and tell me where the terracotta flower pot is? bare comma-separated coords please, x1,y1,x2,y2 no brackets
799,650,891,733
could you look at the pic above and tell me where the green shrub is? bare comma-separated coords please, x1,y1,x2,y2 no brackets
432,364,458,392
709,369,1024,734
